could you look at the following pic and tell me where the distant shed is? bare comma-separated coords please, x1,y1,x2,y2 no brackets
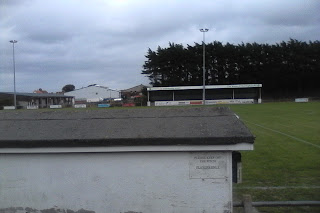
147,84,262,106
65,84,120,103
0,107,254,213
0,92,74,109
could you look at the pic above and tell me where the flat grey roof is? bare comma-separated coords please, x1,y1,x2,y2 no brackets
0,107,254,148
0,92,74,98
147,84,262,91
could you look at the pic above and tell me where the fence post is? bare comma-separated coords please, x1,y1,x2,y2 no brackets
243,194,253,213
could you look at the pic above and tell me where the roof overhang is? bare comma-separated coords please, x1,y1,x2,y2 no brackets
147,84,262,91
0,107,255,152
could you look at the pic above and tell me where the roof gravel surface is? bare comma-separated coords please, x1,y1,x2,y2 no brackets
0,107,254,148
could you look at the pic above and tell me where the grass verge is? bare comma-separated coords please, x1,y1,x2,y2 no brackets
229,102,320,213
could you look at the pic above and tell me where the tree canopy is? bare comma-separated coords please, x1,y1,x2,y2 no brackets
142,39,320,98
62,84,75,93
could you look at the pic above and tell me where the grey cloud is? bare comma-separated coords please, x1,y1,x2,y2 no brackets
1,0,319,93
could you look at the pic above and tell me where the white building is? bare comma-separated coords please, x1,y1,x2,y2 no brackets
65,84,120,102
0,107,254,213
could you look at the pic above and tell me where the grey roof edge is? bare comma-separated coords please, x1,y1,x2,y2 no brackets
0,92,74,98
0,137,255,148
67,85,120,92
236,114,256,141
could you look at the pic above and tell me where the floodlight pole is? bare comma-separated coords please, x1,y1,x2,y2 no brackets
10,40,18,109
200,29,208,105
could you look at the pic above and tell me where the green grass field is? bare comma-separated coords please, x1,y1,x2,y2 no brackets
228,102,320,213
10,102,320,212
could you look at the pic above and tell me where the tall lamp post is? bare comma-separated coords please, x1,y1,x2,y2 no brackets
200,29,208,105
9,40,18,109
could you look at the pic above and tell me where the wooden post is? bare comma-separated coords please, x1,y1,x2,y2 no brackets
243,194,253,213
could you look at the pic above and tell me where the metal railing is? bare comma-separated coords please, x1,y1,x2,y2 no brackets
233,195,320,213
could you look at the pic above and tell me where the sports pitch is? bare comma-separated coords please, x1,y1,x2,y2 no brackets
2,101,319,212
229,102,320,212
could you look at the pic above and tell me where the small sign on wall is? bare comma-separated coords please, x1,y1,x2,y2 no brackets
50,105,62,109
295,98,309,103
74,104,87,108
3,106,15,110
98,104,110,108
189,152,227,179
155,99,255,106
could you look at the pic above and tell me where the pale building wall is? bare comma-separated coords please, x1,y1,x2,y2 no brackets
65,86,120,101
0,151,232,213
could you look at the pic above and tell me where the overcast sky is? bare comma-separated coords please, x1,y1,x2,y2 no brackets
1,0,319,93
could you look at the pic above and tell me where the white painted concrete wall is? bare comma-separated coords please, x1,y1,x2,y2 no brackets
0,151,232,213
65,86,120,101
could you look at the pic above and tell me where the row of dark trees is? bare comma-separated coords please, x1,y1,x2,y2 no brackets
142,39,320,98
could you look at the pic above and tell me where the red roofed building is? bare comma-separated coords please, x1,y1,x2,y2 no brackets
33,88,48,94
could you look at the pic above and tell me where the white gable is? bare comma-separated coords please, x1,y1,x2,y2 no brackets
65,85,120,101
